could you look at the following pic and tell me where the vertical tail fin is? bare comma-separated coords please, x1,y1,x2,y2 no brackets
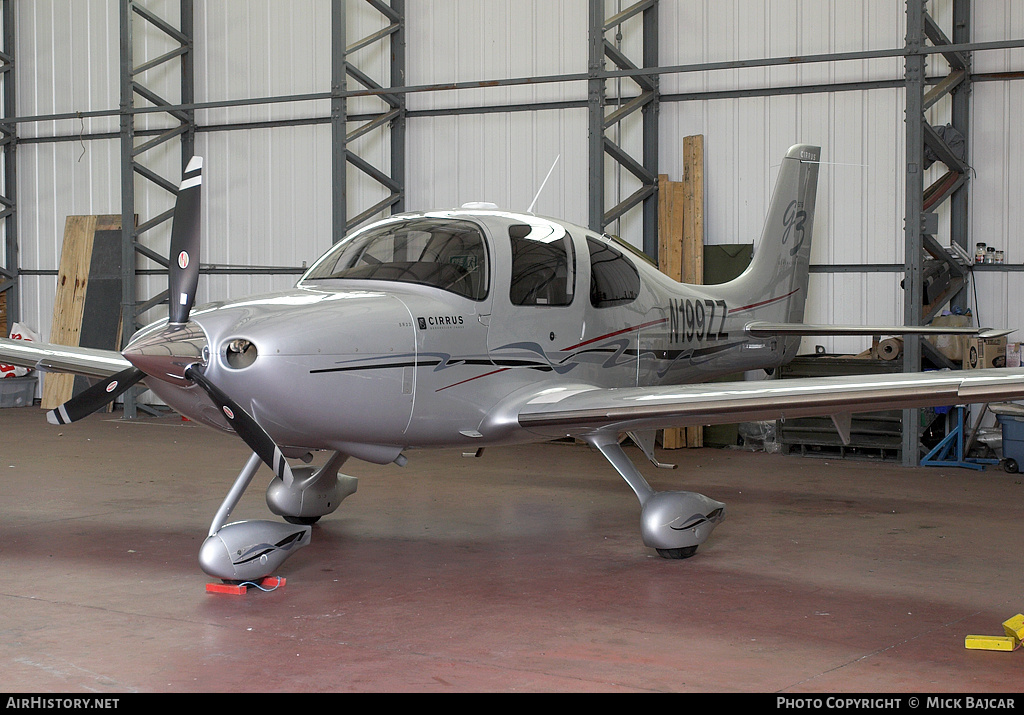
719,144,820,329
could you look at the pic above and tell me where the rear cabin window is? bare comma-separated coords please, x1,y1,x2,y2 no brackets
301,218,488,301
508,222,575,307
588,238,640,308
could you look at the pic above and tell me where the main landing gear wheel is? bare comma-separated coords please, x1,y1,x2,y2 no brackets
586,435,727,559
656,546,698,559
284,515,321,526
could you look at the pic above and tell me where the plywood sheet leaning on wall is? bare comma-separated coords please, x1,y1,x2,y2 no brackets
658,135,705,448
41,215,124,410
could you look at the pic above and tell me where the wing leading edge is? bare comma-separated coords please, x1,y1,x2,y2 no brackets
0,337,131,380
517,368,1024,439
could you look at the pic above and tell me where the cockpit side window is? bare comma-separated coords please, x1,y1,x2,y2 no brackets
508,222,575,307
301,219,488,300
588,237,640,308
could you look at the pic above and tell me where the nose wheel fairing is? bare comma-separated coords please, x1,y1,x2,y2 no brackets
200,451,359,583
199,520,312,583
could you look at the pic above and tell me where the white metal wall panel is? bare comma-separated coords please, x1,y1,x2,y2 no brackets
195,0,330,126
8,0,1024,362
404,0,589,225
190,0,333,314
15,0,119,140
967,2,1024,340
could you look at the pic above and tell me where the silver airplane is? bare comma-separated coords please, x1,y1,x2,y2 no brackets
3,144,1023,584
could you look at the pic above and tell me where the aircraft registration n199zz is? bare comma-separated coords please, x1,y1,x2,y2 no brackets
3,145,1024,584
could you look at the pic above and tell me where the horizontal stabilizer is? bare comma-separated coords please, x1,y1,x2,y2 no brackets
744,322,1015,339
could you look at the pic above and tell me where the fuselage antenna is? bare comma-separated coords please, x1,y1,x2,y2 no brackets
527,155,560,215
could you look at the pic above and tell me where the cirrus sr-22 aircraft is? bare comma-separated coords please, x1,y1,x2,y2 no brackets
3,144,1024,585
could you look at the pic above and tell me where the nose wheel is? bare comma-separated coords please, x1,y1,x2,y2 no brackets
200,453,312,583
657,546,698,559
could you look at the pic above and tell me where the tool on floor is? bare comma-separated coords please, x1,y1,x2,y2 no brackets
965,613,1024,651
206,576,287,595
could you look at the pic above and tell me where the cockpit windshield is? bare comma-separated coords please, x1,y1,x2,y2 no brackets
301,218,489,301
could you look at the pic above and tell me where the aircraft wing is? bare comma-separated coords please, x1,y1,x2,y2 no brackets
517,368,1024,439
0,337,131,380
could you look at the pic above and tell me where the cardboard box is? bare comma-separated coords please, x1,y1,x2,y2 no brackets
1007,342,1021,368
966,336,1007,369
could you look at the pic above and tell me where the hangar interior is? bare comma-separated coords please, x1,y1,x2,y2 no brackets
2,0,1024,694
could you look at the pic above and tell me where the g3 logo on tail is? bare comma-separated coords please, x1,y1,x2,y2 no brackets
781,200,808,257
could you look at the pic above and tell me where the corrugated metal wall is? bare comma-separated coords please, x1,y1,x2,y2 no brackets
9,0,1024,360
968,2,1024,340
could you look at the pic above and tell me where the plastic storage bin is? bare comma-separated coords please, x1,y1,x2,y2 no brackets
996,414,1024,473
989,402,1024,473
0,374,37,408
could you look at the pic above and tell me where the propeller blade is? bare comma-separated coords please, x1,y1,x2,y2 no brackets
168,156,203,324
47,366,146,425
183,365,293,483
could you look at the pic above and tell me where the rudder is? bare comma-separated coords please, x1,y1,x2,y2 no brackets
719,144,820,327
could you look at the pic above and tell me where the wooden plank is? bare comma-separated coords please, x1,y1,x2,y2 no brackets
42,216,97,409
682,135,706,448
41,215,123,410
682,135,704,286
658,173,687,449
657,174,684,280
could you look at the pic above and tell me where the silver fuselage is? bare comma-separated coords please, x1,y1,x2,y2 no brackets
135,207,807,461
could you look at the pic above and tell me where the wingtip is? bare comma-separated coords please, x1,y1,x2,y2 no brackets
979,328,1016,339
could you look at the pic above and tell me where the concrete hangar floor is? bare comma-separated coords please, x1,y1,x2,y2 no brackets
0,406,1020,693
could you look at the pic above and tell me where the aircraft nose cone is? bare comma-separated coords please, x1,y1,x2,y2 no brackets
122,321,209,384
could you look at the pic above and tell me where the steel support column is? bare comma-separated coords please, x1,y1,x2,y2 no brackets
333,0,406,243
0,0,15,333
588,0,659,258
904,0,974,466
332,0,347,244
903,0,927,466
949,0,972,312
119,0,195,418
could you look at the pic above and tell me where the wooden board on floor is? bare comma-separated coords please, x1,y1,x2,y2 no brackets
41,215,124,410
